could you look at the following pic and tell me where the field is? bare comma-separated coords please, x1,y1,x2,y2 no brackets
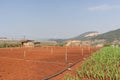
65,47,120,80
0,46,100,80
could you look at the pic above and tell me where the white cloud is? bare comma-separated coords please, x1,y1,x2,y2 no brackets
88,4,120,11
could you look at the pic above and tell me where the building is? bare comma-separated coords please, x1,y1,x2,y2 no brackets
21,40,34,47
66,40,81,46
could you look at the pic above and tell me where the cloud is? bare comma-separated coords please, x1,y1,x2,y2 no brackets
88,4,120,11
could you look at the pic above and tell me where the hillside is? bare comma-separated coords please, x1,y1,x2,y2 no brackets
68,31,99,41
50,31,100,42
93,29,120,42
50,28,120,46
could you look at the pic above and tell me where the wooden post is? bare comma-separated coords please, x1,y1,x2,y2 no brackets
65,47,68,63
82,48,83,56
24,50,26,60
89,46,91,54
10,48,13,51
51,47,53,54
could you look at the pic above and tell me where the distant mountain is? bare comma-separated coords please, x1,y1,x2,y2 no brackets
50,31,100,42
50,28,120,46
68,31,100,41
93,29,120,42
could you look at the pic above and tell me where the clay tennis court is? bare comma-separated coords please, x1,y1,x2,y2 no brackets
0,46,100,80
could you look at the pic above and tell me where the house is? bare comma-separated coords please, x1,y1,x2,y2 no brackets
66,40,81,46
34,42,41,47
20,40,58,47
21,40,34,47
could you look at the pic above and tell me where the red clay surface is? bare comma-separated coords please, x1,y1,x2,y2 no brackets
0,46,100,80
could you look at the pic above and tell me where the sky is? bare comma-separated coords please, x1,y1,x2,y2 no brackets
0,0,120,39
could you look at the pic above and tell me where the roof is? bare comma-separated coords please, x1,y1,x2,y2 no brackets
20,40,34,43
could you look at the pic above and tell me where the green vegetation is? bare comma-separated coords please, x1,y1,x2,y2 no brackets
64,74,79,80
64,47,120,80
57,42,66,46
0,42,21,48
103,43,112,47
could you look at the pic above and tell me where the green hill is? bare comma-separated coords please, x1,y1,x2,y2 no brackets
93,29,120,42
